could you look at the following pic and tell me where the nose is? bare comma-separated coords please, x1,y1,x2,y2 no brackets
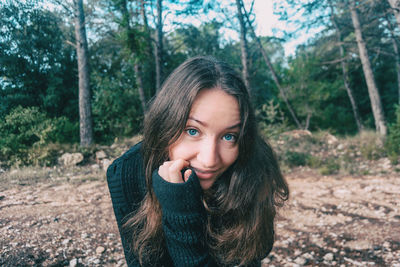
197,138,220,168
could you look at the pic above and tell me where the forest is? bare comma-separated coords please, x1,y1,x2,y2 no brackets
1,0,400,166
1,1,400,266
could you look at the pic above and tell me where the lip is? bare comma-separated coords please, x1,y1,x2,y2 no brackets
191,167,219,179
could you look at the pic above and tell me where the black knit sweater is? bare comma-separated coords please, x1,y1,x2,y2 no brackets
107,142,261,267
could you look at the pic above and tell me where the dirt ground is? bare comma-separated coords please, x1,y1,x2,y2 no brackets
1,169,399,266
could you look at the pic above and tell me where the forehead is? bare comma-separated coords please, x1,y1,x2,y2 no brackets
189,88,240,125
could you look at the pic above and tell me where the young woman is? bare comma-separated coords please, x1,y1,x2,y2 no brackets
107,56,289,267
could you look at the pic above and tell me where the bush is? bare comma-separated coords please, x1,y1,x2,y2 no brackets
385,105,400,164
318,159,340,175
257,100,289,139
281,151,311,167
0,106,78,166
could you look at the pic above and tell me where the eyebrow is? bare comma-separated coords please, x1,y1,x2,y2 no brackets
188,117,241,130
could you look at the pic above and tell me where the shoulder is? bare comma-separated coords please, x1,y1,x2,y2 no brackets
107,142,143,178
106,141,146,208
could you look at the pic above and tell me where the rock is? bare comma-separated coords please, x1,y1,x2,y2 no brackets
323,253,334,261
294,256,307,265
326,134,338,145
282,130,312,139
383,241,391,248
381,158,391,170
337,143,345,150
117,259,127,267
58,153,84,166
102,159,111,171
91,164,100,170
69,258,78,267
96,246,105,254
62,239,70,245
261,257,271,264
96,150,107,160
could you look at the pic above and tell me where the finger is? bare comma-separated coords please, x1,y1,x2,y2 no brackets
183,169,192,182
168,159,189,183
158,161,173,182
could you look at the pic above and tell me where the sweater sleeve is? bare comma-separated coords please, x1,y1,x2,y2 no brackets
152,169,218,267
107,144,145,267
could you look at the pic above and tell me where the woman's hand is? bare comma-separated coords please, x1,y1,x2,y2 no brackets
158,159,193,183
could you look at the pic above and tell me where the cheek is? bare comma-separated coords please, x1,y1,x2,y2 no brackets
221,147,239,166
168,140,196,161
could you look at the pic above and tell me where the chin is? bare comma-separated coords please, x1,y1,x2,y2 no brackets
199,179,216,191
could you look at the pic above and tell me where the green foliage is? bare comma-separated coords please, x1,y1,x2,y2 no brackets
282,151,311,167
0,1,78,120
0,106,78,166
385,106,400,164
91,71,143,143
256,100,289,139
319,159,340,175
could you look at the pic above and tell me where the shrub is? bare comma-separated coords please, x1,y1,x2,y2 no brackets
0,106,78,166
385,105,400,164
257,100,289,139
319,159,340,175
282,151,311,167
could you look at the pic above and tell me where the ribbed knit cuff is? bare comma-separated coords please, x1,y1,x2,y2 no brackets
152,168,204,215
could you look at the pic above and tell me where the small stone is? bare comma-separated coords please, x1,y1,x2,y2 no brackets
96,150,107,160
91,164,100,169
261,257,270,264
102,159,112,171
58,153,84,166
96,246,105,254
294,256,307,265
383,241,391,248
62,239,70,245
323,253,334,261
69,258,78,267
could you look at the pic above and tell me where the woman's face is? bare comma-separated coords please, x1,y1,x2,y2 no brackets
168,88,240,190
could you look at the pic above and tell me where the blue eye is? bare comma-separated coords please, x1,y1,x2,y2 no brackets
223,134,236,142
186,129,199,136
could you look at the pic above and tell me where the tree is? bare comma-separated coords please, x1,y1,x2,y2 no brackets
388,0,400,30
155,0,164,91
73,0,94,146
235,0,251,92
329,2,364,131
241,1,302,128
0,1,78,120
350,0,387,136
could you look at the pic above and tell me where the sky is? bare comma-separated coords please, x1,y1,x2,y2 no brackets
37,0,321,57
243,0,322,57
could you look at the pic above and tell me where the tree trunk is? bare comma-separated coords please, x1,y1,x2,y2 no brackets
140,0,155,97
134,62,146,111
330,4,364,132
241,2,302,129
155,0,163,92
393,37,400,105
140,0,153,61
388,0,400,30
235,0,251,92
350,2,387,136
73,0,93,146
385,12,400,105
120,0,147,111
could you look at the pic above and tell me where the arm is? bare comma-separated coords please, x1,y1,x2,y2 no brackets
107,145,145,267
152,169,218,267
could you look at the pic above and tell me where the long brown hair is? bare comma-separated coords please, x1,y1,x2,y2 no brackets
123,56,289,266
